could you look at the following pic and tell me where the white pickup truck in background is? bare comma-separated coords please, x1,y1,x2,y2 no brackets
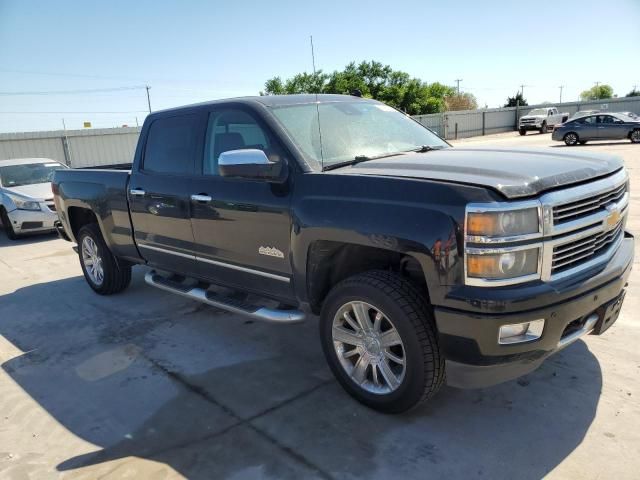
518,107,570,135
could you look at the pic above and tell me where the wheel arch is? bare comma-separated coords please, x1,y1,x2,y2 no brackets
302,240,438,315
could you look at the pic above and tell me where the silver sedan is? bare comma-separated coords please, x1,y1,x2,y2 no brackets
0,158,67,239
552,113,640,146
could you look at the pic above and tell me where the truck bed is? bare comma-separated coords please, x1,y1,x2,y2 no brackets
52,168,142,262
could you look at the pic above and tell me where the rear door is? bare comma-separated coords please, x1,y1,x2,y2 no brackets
574,115,597,139
189,106,294,300
129,112,206,276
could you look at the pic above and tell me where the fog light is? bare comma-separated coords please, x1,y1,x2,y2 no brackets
499,319,545,344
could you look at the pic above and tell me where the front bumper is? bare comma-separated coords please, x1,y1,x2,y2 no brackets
519,124,542,131
435,235,634,388
6,207,58,234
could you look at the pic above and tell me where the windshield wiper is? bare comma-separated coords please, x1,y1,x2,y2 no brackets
410,144,447,153
322,151,407,171
322,145,444,172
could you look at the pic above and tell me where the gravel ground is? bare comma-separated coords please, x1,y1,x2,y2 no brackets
0,131,639,479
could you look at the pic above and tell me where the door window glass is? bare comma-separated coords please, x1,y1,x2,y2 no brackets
203,109,281,175
144,114,202,174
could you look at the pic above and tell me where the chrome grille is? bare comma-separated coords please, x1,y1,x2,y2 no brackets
553,182,626,225
551,222,623,273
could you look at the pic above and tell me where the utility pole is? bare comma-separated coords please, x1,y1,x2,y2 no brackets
559,85,564,104
454,79,463,95
520,84,526,98
593,81,600,100
145,85,152,113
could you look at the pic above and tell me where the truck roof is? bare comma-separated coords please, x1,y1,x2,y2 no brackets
153,94,375,115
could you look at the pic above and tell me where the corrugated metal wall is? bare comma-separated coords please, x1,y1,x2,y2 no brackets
1,96,639,167
0,127,141,168
414,96,640,140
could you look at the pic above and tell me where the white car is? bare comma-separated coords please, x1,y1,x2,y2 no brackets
518,107,570,135
0,158,68,240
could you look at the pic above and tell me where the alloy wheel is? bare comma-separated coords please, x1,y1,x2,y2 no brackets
332,301,406,394
82,236,104,285
565,133,578,145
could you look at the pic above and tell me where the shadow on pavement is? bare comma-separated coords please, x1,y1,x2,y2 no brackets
0,271,603,479
0,225,59,246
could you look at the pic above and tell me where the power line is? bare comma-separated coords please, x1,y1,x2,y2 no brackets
0,68,146,82
0,85,146,96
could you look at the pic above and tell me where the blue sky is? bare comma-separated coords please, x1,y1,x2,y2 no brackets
1,0,638,132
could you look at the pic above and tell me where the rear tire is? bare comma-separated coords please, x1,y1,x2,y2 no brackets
519,129,526,136
564,132,579,146
319,270,445,413
539,121,547,134
0,208,18,240
631,129,640,144
77,223,131,295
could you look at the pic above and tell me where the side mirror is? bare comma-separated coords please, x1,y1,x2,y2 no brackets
218,149,286,182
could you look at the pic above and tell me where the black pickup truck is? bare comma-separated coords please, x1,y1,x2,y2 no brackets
53,94,633,413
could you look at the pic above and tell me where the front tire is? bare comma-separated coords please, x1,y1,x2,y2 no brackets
0,208,18,240
519,128,526,136
78,223,131,295
320,271,445,413
539,121,547,134
631,129,640,144
564,132,579,146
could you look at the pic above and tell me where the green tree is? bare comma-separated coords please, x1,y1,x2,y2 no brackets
504,92,528,107
580,84,614,100
626,88,640,97
260,60,455,115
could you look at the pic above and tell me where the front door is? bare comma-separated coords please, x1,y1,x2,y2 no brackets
189,106,294,300
129,112,206,276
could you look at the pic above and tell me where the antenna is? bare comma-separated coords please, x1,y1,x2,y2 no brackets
310,35,324,169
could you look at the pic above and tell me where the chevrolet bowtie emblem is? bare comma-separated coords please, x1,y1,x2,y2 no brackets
604,204,621,231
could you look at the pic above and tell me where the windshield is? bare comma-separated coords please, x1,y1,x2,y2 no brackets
270,101,448,169
527,109,548,116
0,162,65,187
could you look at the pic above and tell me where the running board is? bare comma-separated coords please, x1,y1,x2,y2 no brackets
144,270,305,324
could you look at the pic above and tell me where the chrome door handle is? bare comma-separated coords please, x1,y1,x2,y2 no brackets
191,194,212,203
130,188,146,196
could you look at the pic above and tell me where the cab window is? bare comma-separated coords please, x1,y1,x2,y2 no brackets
203,109,283,176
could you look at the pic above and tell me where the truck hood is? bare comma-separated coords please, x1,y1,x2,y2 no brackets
332,147,624,199
2,182,53,201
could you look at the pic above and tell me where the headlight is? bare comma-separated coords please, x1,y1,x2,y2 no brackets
7,194,41,211
465,201,542,286
467,207,540,239
467,247,539,280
